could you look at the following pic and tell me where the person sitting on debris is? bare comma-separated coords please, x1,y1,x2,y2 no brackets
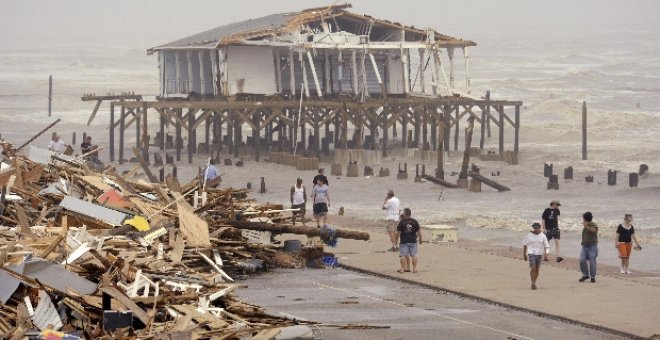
48,134,65,153
203,159,222,189
80,136,99,161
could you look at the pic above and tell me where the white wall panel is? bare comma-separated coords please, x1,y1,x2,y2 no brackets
226,46,277,95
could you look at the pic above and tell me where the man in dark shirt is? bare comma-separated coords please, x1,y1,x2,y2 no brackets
312,168,329,186
80,136,99,161
579,211,599,283
396,208,422,273
541,200,562,262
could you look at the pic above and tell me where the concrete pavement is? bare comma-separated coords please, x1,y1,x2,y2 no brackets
331,229,660,339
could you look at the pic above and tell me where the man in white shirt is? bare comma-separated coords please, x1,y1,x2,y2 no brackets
290,177,307,226
48,134,65,153
382,189,400,252
523,222,550,290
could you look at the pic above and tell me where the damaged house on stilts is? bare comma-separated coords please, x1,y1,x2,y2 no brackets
86,3,521,179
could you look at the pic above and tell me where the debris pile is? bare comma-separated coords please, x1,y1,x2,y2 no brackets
0,140,370,339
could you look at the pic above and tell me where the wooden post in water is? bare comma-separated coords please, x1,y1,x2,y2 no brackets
48,75,52,117
119,105,125,164
109,103,115,162
460,116,475,179
436,119,445,179
582,101,587,160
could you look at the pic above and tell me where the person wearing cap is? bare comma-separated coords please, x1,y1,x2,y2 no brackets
615,214,641,274
290,177,307,226
382,189,400,252
579,212,599,283
541,200,563,262
522,222,550,290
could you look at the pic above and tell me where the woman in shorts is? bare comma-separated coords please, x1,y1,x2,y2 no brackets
615,214,642,274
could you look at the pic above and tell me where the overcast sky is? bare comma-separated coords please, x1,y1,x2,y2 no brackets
2,0,658,49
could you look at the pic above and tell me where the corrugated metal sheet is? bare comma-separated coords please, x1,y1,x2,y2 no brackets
150,12,291,51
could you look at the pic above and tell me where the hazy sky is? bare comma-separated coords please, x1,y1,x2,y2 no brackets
2,0,658,49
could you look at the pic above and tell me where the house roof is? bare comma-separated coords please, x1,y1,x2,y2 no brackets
147,4,475,54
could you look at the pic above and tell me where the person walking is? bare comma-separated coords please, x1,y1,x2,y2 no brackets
523,222,550,290
615,214,641,274
541,200,563,262
382,189,400,252
579,212,599,283
312,168,329,187
290,178,307,226
311,177,330,227
397,208,422,274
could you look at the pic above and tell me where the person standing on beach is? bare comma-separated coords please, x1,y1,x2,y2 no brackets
311,177,330,227
541,200,563,262
382,189,400,252
579,212,599,283
397,208,422,273
523,222,550,290
312,168,329,187
615,214,642,274
290,177,307,226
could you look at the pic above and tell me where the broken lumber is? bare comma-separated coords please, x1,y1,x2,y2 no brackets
422,175,458,188
467,171,511,192
227,221,370,241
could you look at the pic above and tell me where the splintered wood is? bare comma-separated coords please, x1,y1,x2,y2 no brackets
174,193,211,247
0,141,331,339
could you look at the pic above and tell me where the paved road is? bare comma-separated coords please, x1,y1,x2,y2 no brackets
237,268,628,340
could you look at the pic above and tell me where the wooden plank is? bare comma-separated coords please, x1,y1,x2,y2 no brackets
86,100,103,126
99,286,150,324
132,147,158,183
171,305,227,330
173,193,211,247
422,174,457,188
468,171,510,192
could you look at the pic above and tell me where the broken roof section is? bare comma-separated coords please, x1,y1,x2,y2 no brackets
148,3,475,54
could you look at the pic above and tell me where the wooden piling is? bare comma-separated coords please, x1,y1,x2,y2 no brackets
48,75,52,117
188,109,195,163
159,111,165,150
514,105,520,154
119,104,125,164
436,120,445,179
454,105,459,151
109,103,115,162
582,101,587,160
498,105,504,155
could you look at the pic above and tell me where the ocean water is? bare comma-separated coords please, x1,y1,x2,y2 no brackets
1,30,660,127
1,30,659,239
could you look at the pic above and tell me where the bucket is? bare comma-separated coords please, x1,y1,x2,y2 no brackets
283,240,302,252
